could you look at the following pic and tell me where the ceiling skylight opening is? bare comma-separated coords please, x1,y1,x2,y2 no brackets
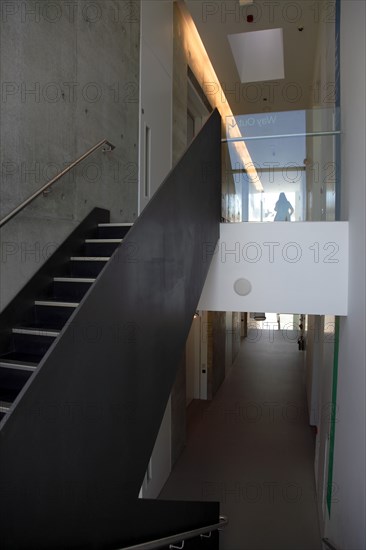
228,28,285,83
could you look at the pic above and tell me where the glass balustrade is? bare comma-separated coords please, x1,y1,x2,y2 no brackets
221,107,340,223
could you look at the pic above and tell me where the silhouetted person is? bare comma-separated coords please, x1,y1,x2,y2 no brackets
274,192,294,221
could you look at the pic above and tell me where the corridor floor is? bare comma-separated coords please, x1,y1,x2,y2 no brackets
159,330,322,550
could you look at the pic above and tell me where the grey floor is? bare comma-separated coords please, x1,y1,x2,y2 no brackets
159,330,322,550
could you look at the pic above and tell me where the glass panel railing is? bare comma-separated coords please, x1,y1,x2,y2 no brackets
221,108,340,223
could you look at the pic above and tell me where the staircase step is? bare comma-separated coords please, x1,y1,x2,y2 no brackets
0,367,33,404
84,239,123,256
0,402,11,415
35,300,79,308
0,212,118,422
85,239,123,242
32,301,77,330
69,257,110,277
97,222,133,239
0,359,38,372
12,328,60,337
12,328,59,356
70,257,110,261
0,352,44,364
0,388,23,405
53,278,96,301
53,277,96,283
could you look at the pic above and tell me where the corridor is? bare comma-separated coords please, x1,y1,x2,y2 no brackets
159,329,322,550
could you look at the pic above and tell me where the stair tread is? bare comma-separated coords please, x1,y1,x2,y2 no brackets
0,352,43,364
0,216,120,411
98,223,133,227
12,327,60,337
70,256,110,261
53,277,96,283
0,359,38,371
35,300,79,307
0,387,19,402
85,239,123,243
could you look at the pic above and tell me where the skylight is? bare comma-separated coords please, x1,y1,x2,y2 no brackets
228,28,285,83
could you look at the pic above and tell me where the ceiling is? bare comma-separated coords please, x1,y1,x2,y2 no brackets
185,0,320,115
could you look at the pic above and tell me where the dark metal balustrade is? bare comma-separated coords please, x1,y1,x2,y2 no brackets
0,109,222,549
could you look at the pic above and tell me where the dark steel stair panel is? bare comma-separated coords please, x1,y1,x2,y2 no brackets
0,111,221,549
0,215,129,422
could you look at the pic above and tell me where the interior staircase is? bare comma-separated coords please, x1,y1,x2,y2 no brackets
0,219,132,422
0,109,222,549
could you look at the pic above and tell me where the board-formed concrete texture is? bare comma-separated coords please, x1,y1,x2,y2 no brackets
198,222,349,315
0,0,140,309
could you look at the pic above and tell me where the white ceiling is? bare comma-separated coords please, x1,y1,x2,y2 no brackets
185,0,320,115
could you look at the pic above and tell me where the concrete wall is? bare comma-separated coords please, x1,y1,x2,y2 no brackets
326,1,366,547
0,0,140,310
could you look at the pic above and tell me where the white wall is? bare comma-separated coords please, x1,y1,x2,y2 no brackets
140,398,172,499
139,0,173,498
325,2,366,547
313,315,335,529
139,0,173,213
305,315,322,427
198,222,349,315
304,0,339,535
185,316,201,405
225,312,233,376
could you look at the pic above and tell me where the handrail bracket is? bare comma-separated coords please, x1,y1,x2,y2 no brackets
102,141,116,152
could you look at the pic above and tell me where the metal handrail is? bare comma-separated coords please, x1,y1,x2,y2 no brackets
322,538,338,550
0,139,115,228
119,515,228,550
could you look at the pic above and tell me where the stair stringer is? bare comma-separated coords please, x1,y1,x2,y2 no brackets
0,109,222,548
